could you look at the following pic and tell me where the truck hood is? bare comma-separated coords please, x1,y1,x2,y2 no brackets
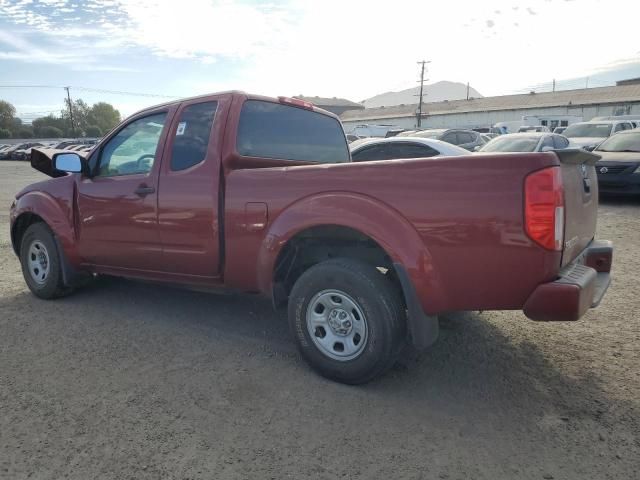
568,137,606,148
593,150,640,163
30,148,87,178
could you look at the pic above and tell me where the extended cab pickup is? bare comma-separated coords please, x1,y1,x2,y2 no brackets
10,92,613,384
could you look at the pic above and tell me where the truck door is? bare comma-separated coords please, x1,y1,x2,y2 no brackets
157,97,225,277
76,110,171,271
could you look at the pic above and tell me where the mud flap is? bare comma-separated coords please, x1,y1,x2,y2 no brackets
393,263,439,349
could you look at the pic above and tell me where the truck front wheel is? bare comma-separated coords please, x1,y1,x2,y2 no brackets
288,258,406,384
19,223,71,299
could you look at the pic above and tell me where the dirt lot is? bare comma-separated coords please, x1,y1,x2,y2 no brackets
0,161,638,480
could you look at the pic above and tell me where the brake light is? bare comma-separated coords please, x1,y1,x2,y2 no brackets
524,166,564,251
278,96,314,110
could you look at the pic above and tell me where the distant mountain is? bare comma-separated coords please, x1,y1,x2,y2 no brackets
362,81,483,108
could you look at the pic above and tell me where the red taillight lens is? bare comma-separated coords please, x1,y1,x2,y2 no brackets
524,166,564,251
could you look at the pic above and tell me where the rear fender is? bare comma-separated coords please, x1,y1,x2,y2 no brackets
256,192,446,315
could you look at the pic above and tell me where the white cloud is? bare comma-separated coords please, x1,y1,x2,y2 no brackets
1,0,639,101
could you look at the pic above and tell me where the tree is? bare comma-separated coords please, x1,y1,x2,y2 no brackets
87,102,120,135
0,100,17,131
84,125,102,137
32,115,67,137
16,127,33,138
61,98,90,135
39,126,64,138
0,128,12,139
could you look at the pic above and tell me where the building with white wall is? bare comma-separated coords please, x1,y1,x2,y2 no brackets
340,84,640,133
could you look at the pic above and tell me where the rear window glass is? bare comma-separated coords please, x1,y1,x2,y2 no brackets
171,101,217,171
236,100,349,163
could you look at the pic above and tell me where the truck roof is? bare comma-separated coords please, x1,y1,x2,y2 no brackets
128,91,340,121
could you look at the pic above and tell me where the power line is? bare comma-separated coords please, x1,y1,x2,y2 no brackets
0,84,180,98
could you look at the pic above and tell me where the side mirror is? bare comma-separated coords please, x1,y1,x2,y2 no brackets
52,152,85,174
541,146,555,152
584,145,596,152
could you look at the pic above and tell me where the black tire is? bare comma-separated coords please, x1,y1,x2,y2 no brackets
288,258,406,384
19,223,72,299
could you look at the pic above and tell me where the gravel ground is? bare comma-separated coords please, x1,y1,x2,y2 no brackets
1,161,638,480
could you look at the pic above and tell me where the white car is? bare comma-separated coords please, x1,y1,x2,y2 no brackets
563,121,634,150
477,132,570,153
350,136,471,162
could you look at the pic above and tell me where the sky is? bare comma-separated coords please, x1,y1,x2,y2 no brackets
1,0,640,121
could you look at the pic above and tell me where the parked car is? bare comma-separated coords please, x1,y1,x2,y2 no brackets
0,142,42,160
11,91,612,384
592,115,640,128
553,126,567,134
406,128,486,151
384,129,408,138
350,137,471,161
12,143,44,161
563,121,634,150
477,133,570,153
518,126,551,133
591,129,640,195
345,134,362,143
51,141,79,150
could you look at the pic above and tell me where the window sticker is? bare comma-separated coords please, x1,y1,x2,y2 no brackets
176,121,187,136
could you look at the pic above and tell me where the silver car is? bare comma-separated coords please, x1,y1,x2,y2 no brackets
477,132,570,153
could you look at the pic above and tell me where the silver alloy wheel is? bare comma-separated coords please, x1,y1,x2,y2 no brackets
306,289,368,361
27,240,50,285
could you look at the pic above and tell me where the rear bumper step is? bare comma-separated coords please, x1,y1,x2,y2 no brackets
523,240,612,321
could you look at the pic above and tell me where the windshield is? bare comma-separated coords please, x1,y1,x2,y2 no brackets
480,136,540,152
596,132,640,152
563,123,612,138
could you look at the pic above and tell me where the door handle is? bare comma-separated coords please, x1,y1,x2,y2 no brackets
134,185,155,197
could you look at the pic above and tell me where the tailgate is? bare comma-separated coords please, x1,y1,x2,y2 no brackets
557,149,600,267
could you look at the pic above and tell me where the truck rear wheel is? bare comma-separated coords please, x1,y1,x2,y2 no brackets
288,258,406,384
19,223,71,299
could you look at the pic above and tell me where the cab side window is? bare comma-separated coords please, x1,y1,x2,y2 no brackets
97,113,167,177
170,101,218,171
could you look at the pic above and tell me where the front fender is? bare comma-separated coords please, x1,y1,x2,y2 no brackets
11,176,80,266
256,192,446,315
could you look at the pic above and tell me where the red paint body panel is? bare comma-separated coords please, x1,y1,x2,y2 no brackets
10,91,611,322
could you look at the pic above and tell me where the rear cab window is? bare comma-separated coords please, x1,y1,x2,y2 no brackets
170,101,218,171
236,100,349,163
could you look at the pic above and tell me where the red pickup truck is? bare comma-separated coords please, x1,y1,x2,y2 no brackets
10,92,612,384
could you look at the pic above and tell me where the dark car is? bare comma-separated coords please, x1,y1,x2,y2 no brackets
406,128,486,151
0,143,40,160
593,130,640,195
12,143,44,161
51,141,79,149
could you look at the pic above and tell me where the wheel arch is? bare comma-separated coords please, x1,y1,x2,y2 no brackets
256,192,446,315
11,190,79,266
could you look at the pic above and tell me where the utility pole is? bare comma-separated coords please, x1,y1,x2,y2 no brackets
586,77,589,89
65,86,75,136
466,82,470,100
416,60,430,128
552,79,556,92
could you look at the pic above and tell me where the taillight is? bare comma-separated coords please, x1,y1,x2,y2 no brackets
278,96,314,110
524,166,564,251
